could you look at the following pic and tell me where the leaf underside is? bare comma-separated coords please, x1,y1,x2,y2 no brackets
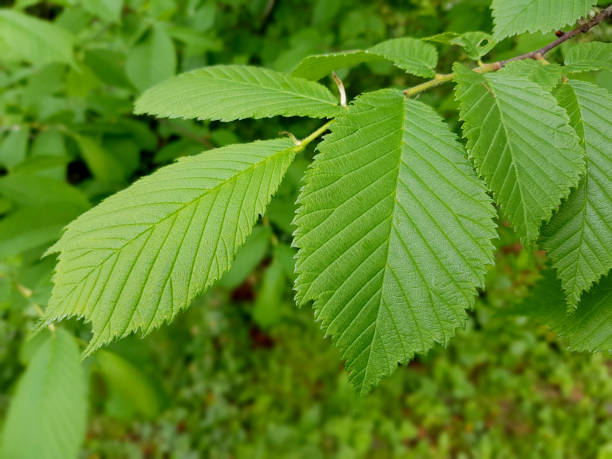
294,89,496,394
454,64,584,244
491,0,593,40
290,38,438,81
541,80,612,308
43,138,296,355
134,65,342,121
515,269,612,352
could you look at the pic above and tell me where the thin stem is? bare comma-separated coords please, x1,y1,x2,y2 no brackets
403,5,612,97
295,119,335,153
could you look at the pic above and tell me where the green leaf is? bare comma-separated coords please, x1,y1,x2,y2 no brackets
253,255,286,329
0,9,74,66
0,204,84,258
82,0,124,23
564,42,612,73
294,90,496,394
73,134,126,184
0,127,29,170
218,225,271,289
290,50,378,80
367,38,438,78
0,173,90,209
135,65,342,121
515,269,612,352
291,38,438,81
499,60,563,91
540,80,612,308
126,23,177,92
491,0,593,40
95,350,159,418
0,329,87,459
425,31,496,60
454,64,584,244
42,138,296,355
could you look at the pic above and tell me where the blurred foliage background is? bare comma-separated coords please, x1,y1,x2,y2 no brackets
0,0,611,457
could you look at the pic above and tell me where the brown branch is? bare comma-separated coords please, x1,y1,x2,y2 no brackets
404,5,612,97
499,4,612,66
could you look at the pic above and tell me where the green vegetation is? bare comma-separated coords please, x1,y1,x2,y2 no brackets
0,0,611,457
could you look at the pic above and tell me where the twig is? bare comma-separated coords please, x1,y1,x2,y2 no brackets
403,5,612,97
499,5,612,66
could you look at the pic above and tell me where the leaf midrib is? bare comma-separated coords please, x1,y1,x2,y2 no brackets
51,144,296,313
360,102,406,392
486,75,531,239
186,67,339,107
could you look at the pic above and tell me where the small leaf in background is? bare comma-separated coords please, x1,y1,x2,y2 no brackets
290,50,378,81
153,138,204,164
0,328,87,459
95,350,159,418
66,62,101,99
0,9,74,66
253,257,286,329
22,63,66,107
135,65,342,121
0,127,29,171
0,173,90,209
219,225,272,289
82,0,124,23
126,23,177,92
514,270,612,352
84,48,132,88
425,31,496,60
563,41,612,73
272,243,296,282
72,134,126,184
491,0,593,40
267,157,308,233
0,204,84,258
366,37,438,78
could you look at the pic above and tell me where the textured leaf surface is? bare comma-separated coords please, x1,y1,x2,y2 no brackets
291,38,437,80
43,139,296,355
134,65,342,121
491,0,593,39
0,9,74,66
1,329,87,459
564,42,612,73
294,89,496,394
515,270,612,352
454,64,584,244
541,81,612,308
